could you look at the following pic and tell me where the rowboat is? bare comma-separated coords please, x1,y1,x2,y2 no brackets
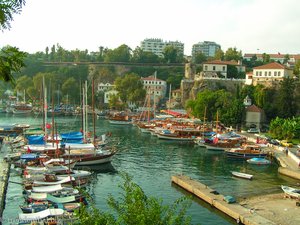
231,171,253,180
247,157,271,165
281,185,300,199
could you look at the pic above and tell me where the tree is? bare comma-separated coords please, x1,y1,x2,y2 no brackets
262,53,270,64
114,73,146,105
75,173,192,225
104,44,132,62
214,49,224,60
193,52,207,64
224,47,242,61
61,77,79,103
163,45,183,63
0,0,25,30
131,47,160,63
275,77,297,118
293,60,300,76
0,45,27,84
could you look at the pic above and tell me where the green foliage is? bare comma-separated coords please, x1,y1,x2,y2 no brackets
0,0,25,30
131,47,161,63
163,46,184,63
193,52,207,64
269,117,300,140
75,173,192,225
275,78,297,118
0,46,27,84
213,49,224,60
104,44,132,62
185,89,244,126
224,47,242,61
114,73,146,104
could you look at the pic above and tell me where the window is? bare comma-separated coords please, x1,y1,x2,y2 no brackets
278,71,281,76
259,71,262,76
205,65,208,70
265,71,267,76
274,71,277,76
213,66,216,71
256,71,259,76
269,71,271,76
222,66,225,71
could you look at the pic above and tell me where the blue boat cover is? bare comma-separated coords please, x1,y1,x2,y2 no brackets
21,153,39,160
27,135,45,145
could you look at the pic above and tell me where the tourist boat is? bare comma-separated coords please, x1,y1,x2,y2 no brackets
12,103,33,114
225,144,268,159
108,112,132,125
247,157,271,165
281,185,300,199
156,128,202,142
231,171,253,180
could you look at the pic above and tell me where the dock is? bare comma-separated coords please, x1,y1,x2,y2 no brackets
0,158,11,218
172,175,275,225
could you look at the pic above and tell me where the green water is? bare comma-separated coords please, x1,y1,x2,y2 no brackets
0,114,296,224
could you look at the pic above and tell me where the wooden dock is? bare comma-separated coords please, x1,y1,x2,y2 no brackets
172,175,275,225
0,159,11,217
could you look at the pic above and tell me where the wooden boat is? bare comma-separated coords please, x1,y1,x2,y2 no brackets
108,113,132,125
247,157,271,165
231,171,253,180
281,185,300,199
156,128,201,142
225,144,267,159
19,208,64,221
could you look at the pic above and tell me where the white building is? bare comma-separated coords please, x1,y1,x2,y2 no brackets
97,82,115,92
192,41,221,58
104,90,119,104
252,62,293,86
141,76,167,101
140,38,184,57
202,60,246,78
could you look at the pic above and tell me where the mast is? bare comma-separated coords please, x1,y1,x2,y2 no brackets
82,85,86,141
85,81,88,137
92,79,96,145
43,76,48,137
168,84,172,114
153,71,157,120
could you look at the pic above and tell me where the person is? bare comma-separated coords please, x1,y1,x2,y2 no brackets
285,147,289,156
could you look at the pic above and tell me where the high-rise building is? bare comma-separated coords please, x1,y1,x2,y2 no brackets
192,41,221,58
140,38,184,57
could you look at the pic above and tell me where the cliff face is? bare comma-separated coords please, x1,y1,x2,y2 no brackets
181,78,245,106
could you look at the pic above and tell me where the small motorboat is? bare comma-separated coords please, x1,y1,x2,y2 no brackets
231,171,253,180
247,157,271,165
281,185,300,199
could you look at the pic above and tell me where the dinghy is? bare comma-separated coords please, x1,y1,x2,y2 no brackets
281,185,300,199
247,157,271,165
231,171,253,180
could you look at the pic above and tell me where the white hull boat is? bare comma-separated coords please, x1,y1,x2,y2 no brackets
281,185,300,199
231,171,253,180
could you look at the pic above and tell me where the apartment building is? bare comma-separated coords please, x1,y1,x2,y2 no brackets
192,41,221,58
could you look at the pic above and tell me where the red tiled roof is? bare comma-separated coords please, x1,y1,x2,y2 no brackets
203,60,240,66
253,62,286,70
246,105,263,113
141,76,164,82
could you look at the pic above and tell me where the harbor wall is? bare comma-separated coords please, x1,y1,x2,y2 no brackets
0,159,10,218
171,175,275,225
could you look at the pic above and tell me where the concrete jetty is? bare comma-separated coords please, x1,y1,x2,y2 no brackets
172,175,275,225
0,158,11,218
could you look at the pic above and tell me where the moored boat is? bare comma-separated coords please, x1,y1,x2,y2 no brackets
231,171,253,180
247,157,271,165
225,144,267,159
281,185,300,199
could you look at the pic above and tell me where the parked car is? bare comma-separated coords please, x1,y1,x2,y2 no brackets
247,128,260,133
280,140,293,147
269,139,280,145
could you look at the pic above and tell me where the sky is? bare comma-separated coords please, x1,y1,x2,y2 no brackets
1,0,300,56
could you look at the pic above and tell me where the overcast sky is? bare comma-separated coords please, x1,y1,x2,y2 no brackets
1,0,300,56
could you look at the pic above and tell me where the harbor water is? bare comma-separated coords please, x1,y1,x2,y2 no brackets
0,114,295,224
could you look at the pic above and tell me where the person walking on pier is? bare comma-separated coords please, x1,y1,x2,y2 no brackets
285,147,289,156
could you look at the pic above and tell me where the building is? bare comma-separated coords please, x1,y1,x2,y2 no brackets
243,53,300,64
104,90,119,104
202,60,246,78
252,62,293,86
141,76,167,102
97,82,115,92
140,38,184,57
192,41,221,58
245,105,265,129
